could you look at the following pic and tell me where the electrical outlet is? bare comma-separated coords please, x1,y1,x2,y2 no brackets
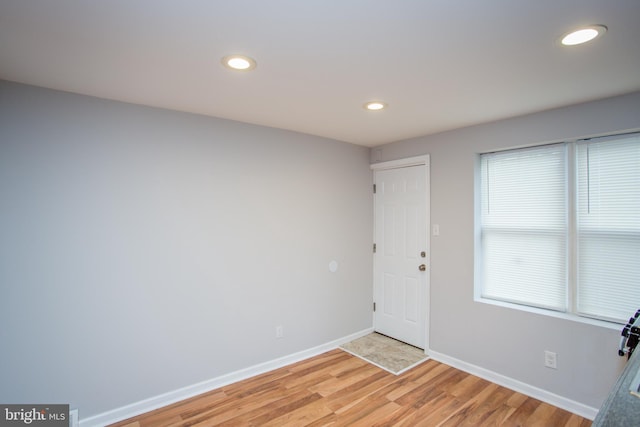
276,326,284,339
544,350,557,369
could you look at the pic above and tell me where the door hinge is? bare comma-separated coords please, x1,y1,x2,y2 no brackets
373,184,377,194
373,243,376,253
373,302,376,312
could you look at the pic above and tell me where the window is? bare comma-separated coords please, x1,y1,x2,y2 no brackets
576,136,640,322
479,133,640,324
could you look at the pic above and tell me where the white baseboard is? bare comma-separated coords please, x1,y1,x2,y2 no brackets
427,349,599,420
79,327,374,427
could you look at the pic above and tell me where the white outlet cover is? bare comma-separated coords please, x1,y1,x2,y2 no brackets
544,351,557,369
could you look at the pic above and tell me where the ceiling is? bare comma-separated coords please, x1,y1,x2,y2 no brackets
1,1,639,147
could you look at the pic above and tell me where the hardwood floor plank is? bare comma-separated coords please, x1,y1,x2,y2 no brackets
303,412,337,427
128,391,228,427
369,405,417,427
439,383,503,427
502,397,543,426
321,370,390,411
287,349,346,373
189,381,313,426
347,401,402,427
259,398,333,427
334,396,399,425
401,358,442,382
456,389,516,427
288,352,353,377
244,392,323,426
525,402,565,427
505,390,529,408
392,391,461,426
283,373,335,394
222,369,289,397
443,379,502,426
307,368,379,398
482,385,518,408
394,366,460,407
108,350,592,427
413,396,466,426
477,404,519,426
214,390,315,427
545,407,573,426
456,377,494,400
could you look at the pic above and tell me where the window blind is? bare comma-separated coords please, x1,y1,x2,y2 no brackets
480,144,567,311
576,135,640,322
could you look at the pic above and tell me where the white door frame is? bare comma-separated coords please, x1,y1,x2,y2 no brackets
371,155,431,352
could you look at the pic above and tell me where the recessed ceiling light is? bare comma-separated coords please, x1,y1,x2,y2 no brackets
561,25,607,46
221,55,257,71
364,101,387,111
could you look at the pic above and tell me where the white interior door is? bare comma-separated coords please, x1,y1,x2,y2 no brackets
373,159,429,349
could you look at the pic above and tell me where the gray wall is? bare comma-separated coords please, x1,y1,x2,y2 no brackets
372,91,640,409
0,81,373,418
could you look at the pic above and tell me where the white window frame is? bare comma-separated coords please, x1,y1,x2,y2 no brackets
474,132,639,328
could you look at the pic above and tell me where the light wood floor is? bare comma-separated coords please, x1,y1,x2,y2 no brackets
110,349,592,427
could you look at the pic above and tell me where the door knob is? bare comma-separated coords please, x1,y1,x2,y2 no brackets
419,264,426,271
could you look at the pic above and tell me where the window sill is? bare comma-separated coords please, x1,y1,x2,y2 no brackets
474,296,624,331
